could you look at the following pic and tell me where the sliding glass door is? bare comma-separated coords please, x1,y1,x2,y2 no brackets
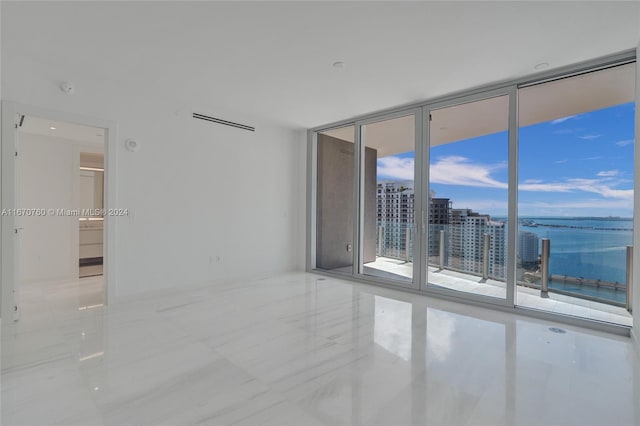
425,93,511,303
310,54,636,327
357,111,420,287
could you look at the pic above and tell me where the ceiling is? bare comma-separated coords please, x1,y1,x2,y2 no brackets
320,115,416,158
321,62,636,157
20,115,105,147
2,1,639,129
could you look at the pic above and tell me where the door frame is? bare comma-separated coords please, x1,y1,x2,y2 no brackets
354,107,423,290
1,101,118,319
421,86,517,308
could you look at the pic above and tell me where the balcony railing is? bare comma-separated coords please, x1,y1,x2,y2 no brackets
376,221,414,262
374,221,632,310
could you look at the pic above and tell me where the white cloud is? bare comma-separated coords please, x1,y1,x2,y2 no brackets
429,156,507,189
518,181,572,193
518,199,633,216
579,134,602,140
551,115,577,124
377,156,414,180
554,160,568,164
378,155,633,201
616,139,634,147
520,178,632,199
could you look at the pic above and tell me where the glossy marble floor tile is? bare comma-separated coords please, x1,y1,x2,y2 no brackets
2,273,639,425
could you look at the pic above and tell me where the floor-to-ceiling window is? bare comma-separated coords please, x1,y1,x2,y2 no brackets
426,94,510,301
516,63,635,325
359,113,417,284
310,55,636,328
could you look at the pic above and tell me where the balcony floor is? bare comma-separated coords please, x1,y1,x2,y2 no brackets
363,257,632,327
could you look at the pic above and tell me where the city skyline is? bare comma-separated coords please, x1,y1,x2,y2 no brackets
376,102,635,217
375,181,506,278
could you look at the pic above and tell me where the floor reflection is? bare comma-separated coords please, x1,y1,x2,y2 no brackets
374,296,412,361
2,272,637,425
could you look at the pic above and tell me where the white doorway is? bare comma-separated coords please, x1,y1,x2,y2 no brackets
1,102,117,321
79,152,105,278
19,116,105,282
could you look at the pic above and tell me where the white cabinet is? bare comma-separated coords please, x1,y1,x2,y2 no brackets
79,220,103,260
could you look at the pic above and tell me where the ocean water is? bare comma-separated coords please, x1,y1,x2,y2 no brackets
520,217,632,303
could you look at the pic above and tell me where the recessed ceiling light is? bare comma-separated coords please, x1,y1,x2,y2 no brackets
49,126,56,130
534,62,550,70
333,61,345,69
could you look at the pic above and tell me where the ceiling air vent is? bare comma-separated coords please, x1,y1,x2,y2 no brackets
192,113,255,132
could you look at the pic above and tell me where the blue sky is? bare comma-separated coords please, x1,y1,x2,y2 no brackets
377,102,635,217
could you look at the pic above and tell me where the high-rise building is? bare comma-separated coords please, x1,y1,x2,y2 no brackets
376,184,505,278
448,208,506,278
518,230,539,267
486,220,506,278
428,194,452,259
376,184,454,261
377,181,415,259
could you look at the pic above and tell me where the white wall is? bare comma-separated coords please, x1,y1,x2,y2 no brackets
1,57,306,300
114,114,305,297
18,133,79,283
0,0,3,317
